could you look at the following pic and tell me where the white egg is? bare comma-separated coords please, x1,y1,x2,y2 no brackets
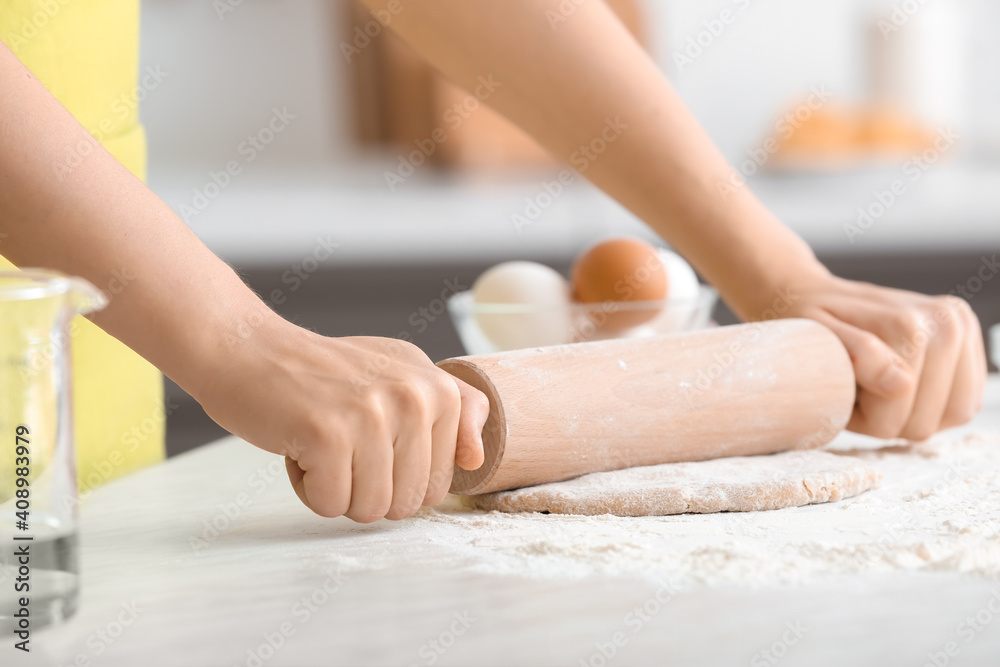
472,261,572,350
657,249,702,331
658,249,700,302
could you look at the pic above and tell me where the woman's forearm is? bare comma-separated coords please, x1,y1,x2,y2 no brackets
0,40,491,522
363,0,825,318
0,41,267,398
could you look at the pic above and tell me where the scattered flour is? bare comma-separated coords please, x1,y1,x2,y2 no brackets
333,432,1000,589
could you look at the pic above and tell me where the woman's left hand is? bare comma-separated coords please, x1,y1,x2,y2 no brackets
783,272,987,441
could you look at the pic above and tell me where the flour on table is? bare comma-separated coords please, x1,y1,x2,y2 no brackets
467,450,881,516
320,432,1000,588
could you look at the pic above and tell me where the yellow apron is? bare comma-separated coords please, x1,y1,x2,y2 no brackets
1,0,165,493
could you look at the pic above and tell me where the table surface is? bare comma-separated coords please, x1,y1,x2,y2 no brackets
9,378,1000,667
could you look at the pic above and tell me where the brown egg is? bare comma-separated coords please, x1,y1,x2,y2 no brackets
571,237,668,331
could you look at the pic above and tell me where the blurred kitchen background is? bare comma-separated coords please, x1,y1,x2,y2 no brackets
137,0,1000,455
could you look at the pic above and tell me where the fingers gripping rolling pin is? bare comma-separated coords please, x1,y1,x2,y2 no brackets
438,319,856,495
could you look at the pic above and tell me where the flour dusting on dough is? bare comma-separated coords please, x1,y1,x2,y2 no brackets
467,450,881,516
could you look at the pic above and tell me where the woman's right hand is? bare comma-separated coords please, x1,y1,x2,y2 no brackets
193,314,490,523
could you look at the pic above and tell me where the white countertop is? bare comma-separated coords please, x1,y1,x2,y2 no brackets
150,161,1000,267
8,377,1000,667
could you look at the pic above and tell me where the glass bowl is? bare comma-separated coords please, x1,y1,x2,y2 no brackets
447,286,718,355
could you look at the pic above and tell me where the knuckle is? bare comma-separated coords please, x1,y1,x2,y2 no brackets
296,418,343,465
931,298,965,336
299,413,330,444
941,295,970,314
390,380,432,420
857,401,907,439
855,331,886,360
951,297,980,328
310,495,348,519
354,393,389,432
943,401,978,427
894,308,926,342
392,338,430,364
934,316,962,347
435,372,462,407
281,437,309,461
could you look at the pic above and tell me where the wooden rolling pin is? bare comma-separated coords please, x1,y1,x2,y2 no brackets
438,319,855,495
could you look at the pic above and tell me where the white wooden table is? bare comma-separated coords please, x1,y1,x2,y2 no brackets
8,378,1000,667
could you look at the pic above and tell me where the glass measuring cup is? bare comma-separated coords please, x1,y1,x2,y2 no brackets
0,270,107,634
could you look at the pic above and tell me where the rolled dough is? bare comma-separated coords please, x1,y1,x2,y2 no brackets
467,450,881,516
